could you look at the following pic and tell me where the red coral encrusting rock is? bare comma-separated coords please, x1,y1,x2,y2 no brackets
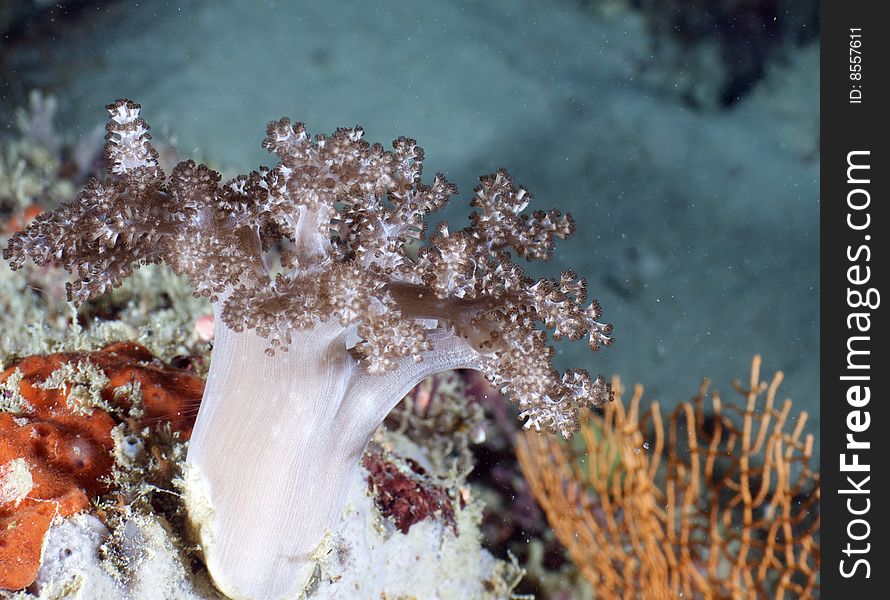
0,342,203,590
362,449,457,535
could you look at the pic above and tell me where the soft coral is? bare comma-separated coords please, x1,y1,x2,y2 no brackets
5,101,612,599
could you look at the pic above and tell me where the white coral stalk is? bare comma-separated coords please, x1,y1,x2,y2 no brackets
187,317,480,599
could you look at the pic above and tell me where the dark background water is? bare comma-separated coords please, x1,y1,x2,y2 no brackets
1,0,820,451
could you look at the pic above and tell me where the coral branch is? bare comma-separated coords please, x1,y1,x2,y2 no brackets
517,356,820,599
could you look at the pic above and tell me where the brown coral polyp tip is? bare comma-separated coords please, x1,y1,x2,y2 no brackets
0,342,204,590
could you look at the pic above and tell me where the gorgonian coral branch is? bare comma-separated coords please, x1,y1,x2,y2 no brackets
4,99,613,436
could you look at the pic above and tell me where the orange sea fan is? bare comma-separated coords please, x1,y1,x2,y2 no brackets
516,355,820,599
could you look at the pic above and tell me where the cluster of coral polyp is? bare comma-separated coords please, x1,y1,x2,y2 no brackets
0,342,202,590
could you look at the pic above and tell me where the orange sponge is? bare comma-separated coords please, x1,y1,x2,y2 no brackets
0,342,203,590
